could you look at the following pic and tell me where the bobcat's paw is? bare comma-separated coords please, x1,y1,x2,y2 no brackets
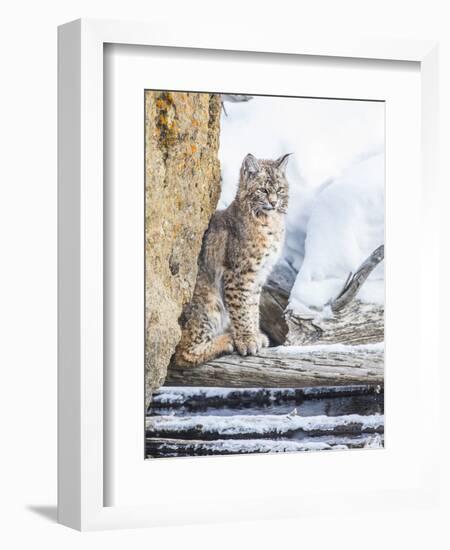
220,334,235,354
234,335,263,356
257,332,269,349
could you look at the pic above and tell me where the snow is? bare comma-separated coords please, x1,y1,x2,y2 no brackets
219,96,384,207
156,438,345,454
146,413,384,435
218,96,384,316
363,433,384,449
151,382,382,406
271,342,384,355
289,153,385,314
301,385,382,397
151,387,236,404
153,433,384,454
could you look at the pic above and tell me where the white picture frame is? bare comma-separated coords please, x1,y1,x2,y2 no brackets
58,18,440,531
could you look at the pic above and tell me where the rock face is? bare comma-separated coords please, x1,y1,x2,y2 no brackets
145,91,222,405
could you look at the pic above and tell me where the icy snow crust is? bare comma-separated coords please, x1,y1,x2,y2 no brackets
152,379,382,405
219,96,384,315
146,413,384,435
151,435,384,454
271,342,384,354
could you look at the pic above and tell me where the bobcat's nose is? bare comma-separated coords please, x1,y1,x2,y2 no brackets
268,194,278,208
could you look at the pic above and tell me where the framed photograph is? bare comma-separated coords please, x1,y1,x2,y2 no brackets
144,90,386,459
58,19,440,530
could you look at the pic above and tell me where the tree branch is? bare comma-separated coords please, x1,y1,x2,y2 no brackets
330,245,384,313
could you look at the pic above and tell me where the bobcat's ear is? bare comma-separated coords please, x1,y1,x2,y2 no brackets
242,153,261,176
275,153,292,172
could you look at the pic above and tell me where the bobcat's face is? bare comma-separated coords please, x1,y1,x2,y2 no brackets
239,153,290,215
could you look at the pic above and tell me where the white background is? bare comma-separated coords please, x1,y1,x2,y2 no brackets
1,0,449,548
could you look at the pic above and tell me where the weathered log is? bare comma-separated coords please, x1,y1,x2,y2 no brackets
260,260,297,345
286,300,384,346
146,411,384,440
150,385,383,410
146,434,383,457
331,245,384,312
286,245,384,346
165,345,383,388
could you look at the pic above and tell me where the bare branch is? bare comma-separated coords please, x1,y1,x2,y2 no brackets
330,245,384,313
221,94,254,103
221,94,254,116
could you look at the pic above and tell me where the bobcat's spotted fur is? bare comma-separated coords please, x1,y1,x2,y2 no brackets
174,153,290,366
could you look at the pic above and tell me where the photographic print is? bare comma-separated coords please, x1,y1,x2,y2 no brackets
145,91,384,459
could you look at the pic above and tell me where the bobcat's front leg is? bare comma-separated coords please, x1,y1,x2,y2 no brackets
224,270,268,356
250,283,269,350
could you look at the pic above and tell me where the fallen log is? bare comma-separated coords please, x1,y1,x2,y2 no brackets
146,434,383,457
286,300,384,346
286,246,384,346
151,384,383,410
165,344,384,388
146,412,384,440
260,260,296,345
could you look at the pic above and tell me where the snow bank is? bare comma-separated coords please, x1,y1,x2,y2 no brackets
218,96,384,316
288,153,384,314
219,96,384,205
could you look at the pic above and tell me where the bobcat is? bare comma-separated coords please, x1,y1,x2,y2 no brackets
174,153,290,367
